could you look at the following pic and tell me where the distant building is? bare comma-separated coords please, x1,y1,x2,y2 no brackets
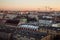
52,23,60,27
43,16,53,19
17,18,27,25
27,14,38,23
39,20,52,26
0,13,4,19
5,13,17,20
5,19,20,27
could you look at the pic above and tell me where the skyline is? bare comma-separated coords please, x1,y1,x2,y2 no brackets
0,0,60,11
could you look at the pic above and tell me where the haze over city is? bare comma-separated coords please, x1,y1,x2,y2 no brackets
0,0,60,11
0,0,60,40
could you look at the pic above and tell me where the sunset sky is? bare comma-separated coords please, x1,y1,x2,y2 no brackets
0,0,60,11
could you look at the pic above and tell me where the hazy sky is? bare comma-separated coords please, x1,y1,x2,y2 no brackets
0,0,60,11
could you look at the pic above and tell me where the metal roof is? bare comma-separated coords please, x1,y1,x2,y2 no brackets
17,24,39,29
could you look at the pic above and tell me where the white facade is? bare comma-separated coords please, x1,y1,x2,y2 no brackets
43,16,53,19
52,23,60,27
39,20,52,26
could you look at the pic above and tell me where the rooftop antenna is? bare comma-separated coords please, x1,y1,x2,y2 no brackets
48,7,53,12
